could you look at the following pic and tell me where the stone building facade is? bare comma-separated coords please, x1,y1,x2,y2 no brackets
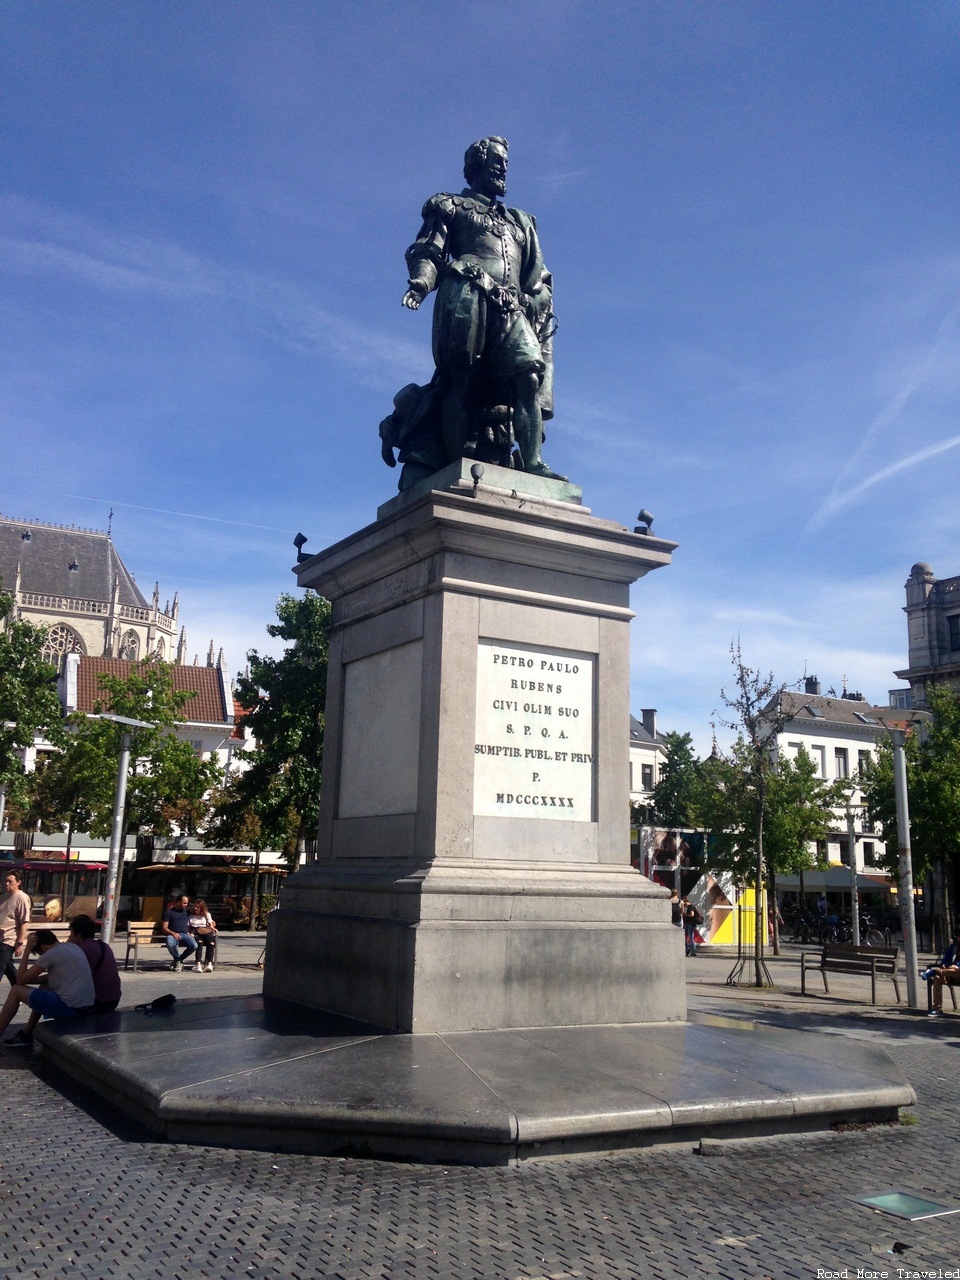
893,561,960,709
0,514,181,666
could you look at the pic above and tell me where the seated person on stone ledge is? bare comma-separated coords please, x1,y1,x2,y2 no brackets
69,914,122,1014
0,929,96,1047
926,929,960,1019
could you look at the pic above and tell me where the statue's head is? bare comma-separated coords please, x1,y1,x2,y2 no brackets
464,136,509,197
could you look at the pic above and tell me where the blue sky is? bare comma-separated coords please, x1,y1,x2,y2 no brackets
2,1,958,752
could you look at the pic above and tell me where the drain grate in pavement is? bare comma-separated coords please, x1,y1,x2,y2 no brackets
852,1189,960,1221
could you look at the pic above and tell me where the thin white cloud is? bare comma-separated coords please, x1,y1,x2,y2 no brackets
66,495,293,534
713,607,814,630
0,197,426,388
807,287,960,532
807,432,960,529
529,167,593,198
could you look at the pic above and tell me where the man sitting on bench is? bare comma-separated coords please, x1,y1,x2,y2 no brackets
926,930,960,1019
161,894,198,972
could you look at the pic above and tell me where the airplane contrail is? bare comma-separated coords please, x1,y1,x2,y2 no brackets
66,495,292,534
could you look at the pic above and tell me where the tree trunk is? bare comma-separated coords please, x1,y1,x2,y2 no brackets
754,803,765,986
247,848,262,932
933,858,949,954
768,868,780,956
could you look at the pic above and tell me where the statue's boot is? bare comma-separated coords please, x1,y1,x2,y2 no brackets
513,387,567,481
525,459,568,482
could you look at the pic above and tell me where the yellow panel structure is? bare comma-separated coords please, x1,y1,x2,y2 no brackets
708,881,767,947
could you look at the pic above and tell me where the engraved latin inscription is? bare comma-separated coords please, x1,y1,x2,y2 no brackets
474,640,595,821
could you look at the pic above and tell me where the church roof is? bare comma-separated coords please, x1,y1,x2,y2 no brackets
0,515,148,608
75,657,231,726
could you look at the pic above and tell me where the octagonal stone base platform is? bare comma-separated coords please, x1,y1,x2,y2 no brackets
35,996,914,1165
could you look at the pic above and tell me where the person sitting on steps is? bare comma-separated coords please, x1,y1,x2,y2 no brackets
0,929,95,1047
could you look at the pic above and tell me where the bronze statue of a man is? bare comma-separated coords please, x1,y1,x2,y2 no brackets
381,137,565,488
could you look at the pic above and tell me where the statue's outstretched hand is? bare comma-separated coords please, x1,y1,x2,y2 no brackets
402,285,425,310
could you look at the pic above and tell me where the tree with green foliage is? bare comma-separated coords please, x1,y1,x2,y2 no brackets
864,682,960,945
651,732,704,828
698,643,791,983
204,592,330,865
764,746,850,949
764,746,843,877
0,586,65,825
31,660,221,849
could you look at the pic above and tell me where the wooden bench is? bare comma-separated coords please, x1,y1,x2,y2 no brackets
800,943,901,1005
124,921,164,972
29,923,76,943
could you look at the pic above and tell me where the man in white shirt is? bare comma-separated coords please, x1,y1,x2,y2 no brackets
0,929,95,1047
0,870,32,985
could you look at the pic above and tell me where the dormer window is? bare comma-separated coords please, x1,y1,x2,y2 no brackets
68,560,79,572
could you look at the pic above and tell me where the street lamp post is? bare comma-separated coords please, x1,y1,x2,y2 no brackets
877,710,932,1011
90,714,153,945
889,727,920,1009
846,800,860,947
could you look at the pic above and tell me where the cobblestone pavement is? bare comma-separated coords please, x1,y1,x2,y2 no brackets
1,944,959,1279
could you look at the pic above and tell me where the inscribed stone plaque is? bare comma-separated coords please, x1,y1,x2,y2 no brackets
474,639,595,821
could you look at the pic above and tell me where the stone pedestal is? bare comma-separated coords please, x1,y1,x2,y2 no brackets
264,461,684,1031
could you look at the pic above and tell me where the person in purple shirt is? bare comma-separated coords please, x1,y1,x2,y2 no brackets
69,915,121,1013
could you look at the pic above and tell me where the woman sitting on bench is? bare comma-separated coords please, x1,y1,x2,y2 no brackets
926,930,960,1019
188,899,217,973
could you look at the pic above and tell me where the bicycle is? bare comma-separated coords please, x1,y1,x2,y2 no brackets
859,912,886,948
818,916,840,945
787,913,816,945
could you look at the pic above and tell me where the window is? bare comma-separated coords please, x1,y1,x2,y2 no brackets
834,748,848,779
41,624,84,669
811,745,826,778
119,629,140,661
948,615,960,652
857,750,872,778
862,841,876,865
641,764,654,790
